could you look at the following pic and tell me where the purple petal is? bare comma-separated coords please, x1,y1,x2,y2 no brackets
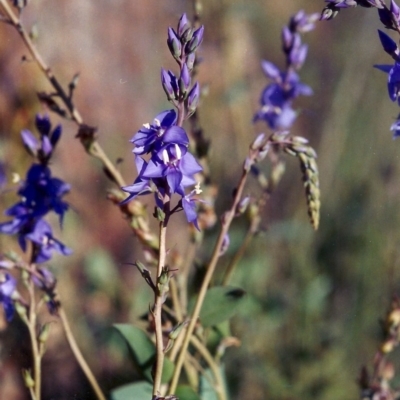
179,152,203,176
163,126,189,145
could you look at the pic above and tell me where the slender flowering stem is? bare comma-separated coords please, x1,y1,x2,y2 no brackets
168,156,253,395
58,305,107,400
27,274,41,400
153,195,171,397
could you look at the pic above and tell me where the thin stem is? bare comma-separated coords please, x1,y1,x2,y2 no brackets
58,306,107,400
190,335,226,400
168,164,251,394
221,204,261,286
177,241,197,315
27,278,41,400
221,227,253,287
153,196,170,397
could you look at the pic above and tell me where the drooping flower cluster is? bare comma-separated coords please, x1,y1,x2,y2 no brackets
320,0,385,20
322,0,400,138
0,114,72,263
123,14,204,228
254,10,318,131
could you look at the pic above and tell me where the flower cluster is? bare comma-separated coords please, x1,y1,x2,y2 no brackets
0,114,72,263
254,10,318,131
320,0,385,20
321,0,400,138
123,14,203,228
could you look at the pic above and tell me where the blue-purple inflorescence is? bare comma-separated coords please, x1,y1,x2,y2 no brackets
254,10,318,132
321,0,400,138
0,114,72,318
123,14,204,228
0,114,71,262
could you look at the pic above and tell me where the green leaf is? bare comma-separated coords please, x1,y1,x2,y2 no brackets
113,324,175,383
111,381,152,400
114,324,154,367
84,248,119,296
192,286,246,327
175,385,201,400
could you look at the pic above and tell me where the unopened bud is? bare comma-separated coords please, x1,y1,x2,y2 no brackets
179,63,191,97
167,27,182,61
154,207,165,222
219,234,230,256
177,14,191,39
186,52,196,71
186,25,204,54
38,323,51,344
161,69,178,102
168,320,189,341
22,369,35,389
187,82,200,115
251,133,266,150
236,196,250,215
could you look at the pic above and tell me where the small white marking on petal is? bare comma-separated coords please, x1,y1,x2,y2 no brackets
162,149,170,163
143,123,150,129
175,144,182,160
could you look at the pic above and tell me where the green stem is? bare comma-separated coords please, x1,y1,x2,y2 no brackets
153,196,170,397
190,336,226,400
168,164,251,394
27,278,41,400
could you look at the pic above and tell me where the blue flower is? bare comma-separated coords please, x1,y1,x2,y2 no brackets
0,273,16,321
25,219,72,263
143,144,202,194
21,114,62,163
131,110,179,155
375,62,400,104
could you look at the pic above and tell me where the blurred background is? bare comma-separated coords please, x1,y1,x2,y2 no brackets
0,0,399,399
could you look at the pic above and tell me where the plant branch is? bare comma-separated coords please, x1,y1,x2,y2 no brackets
27,277,41,400
168,160,251,394
58,305,106,400
153,197,171,397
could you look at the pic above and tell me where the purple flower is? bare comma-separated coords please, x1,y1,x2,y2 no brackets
181,183,203,230
25,219,72,263
32,267,59,314
375,62,400,103
122,156,155,203
0,164,70,230
21,114,62,163
255,13,314,131
0,273,16,321
143,145,202,194
377,30,399,58
131,110,179,155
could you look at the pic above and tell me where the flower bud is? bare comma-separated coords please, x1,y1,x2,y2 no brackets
236,196,250,215
177,13,191,39
187,82,200,115
22,369,35,389
168,320,189,341
186,25,204,54
161,68,179,102
186,52,196,71
219,234,230,256
179,63,191,97
38,322,51,344
251,133,266,150
167,27,182,61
